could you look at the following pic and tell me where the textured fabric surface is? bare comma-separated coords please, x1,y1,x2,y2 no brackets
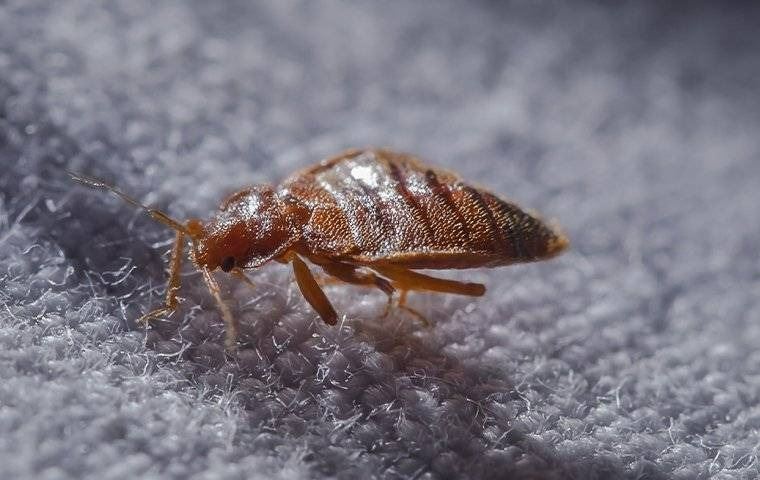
2,2,760,479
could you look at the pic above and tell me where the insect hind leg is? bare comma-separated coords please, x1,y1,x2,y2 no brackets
314,260,426,325
371,265,486,325
317,261,394,296
371,265,486,297
389,289,430,326
314,260,396,315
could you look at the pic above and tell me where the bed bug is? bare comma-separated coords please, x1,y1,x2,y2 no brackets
70,148,568,350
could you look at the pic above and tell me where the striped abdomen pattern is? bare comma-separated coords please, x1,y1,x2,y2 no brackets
279,149,567,268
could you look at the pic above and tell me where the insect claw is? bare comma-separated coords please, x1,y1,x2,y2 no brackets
137,307,172,328
381,302,431,326
399,304,431,327
224,335,239,354
380,290,430,326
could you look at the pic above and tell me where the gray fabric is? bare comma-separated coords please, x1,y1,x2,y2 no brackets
2,1,759,479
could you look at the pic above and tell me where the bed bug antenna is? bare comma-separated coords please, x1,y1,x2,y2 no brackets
68,170,200,342
67,170,190,235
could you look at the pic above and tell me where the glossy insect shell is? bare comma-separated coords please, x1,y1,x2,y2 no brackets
193,148,567,273
194,185,296,271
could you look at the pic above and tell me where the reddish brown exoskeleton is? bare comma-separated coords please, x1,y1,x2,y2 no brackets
70,148,568,350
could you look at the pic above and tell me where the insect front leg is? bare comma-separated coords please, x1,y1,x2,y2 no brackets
138,230,185,326
232,268,256,290
201,267,239,352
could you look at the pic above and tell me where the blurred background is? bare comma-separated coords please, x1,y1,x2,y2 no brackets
1,1,759,479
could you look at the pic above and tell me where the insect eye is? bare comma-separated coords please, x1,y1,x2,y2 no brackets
220,256,235,272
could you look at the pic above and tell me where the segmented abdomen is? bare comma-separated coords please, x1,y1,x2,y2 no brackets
279,149,566,269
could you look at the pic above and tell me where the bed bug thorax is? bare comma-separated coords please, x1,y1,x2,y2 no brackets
70,148,568,351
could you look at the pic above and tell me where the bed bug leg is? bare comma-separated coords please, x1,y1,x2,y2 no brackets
314,275,344,287
393,290,430,327
372,266,486,325
232,268,256,290
290,254,338,326
201,267,239,352
137,230,185,327
311,259,396,317
316,260,395,298
380,289,429,327
372,266,486,297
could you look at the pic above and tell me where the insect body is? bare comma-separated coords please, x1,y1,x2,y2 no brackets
71,148,568,350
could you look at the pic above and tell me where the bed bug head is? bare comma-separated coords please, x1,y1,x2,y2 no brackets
192,185,292,272
69,172,292,275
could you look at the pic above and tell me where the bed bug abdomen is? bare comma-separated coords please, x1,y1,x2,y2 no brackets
281,149,568,269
